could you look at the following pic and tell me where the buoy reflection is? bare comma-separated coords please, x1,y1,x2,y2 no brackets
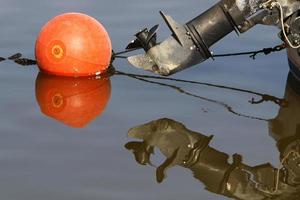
35,72,111,128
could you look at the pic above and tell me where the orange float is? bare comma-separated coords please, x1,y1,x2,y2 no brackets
35,13,112,77
35,72,111,128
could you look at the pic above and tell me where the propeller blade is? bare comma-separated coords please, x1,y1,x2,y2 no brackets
146,24,159,45
126,39,143,50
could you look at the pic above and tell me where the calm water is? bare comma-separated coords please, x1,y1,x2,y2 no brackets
0,0,297,199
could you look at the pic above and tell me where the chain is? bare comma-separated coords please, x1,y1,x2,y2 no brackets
0,43,286,67
113,43,286,60
213,43,286,59
0,53,37,66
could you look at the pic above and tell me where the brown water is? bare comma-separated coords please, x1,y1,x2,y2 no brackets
0,0,297,199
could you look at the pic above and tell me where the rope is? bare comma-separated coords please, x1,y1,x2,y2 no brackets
1,53,285,108
111,48,140,62
113,43,286,60
2,43,285,66
113,48,140,56
213,43,286,59
0,53,37,66
2,55,279,121
272,1,300,49
260,0,299,49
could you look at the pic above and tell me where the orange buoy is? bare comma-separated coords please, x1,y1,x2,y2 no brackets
35,72,111,128
35,13,112,77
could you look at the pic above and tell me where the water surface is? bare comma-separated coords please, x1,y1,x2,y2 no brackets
0,0,296,199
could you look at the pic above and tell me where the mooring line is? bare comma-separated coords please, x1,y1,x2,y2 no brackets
112,43,286,60
2,53,284,121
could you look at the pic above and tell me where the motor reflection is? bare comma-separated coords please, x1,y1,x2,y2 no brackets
35,72,111,128
125,73,300,199
269,72,300,188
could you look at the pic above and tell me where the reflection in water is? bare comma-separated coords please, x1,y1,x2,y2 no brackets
35,72,111,128
125,73,300,199
10,55,285,122
114,70,285,121
115,70,285,107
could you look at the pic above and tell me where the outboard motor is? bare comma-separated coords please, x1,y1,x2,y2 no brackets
127,0,300,76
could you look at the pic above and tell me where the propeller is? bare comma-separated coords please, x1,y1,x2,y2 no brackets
126,24,159,51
